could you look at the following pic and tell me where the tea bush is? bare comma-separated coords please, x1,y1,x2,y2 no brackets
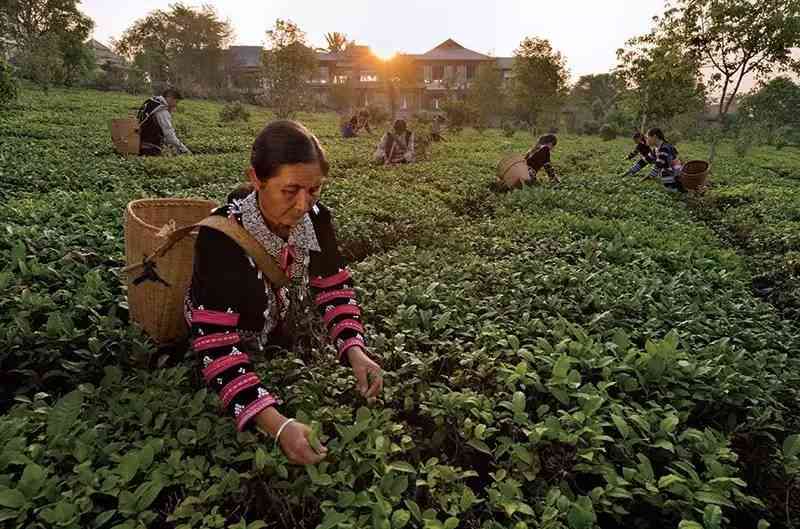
219,101,251,123
0,60,19,107
1,86,799,529
599,125,616,142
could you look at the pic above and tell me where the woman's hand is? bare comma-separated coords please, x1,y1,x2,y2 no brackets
279,421,328,465
255,408,326,465
347,346,383,403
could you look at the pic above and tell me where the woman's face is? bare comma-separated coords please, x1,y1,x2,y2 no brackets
248,162,323,234
646,134,658,147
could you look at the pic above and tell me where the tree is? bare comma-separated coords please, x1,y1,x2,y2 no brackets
115,3,233,96
615,25,706,132
510,37,569,131
665,0,800,160
262,19,317,118
0,0,95,86
467,63,506,127
323,32,348,53
739,77,800,129
570,73,621,121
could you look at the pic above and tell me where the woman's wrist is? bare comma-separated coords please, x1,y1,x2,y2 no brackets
346,345,365,363
254,405,286,438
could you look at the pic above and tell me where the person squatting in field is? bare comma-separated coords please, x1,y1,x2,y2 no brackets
524,134,560,184
137,88,191,156
374,119,415,164
342,110,371,138
644,128,685,192
622,131,654,177
187,120,383,465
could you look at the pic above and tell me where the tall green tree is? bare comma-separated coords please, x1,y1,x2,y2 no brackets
740,76,800,129
467,63,506,127
262,19,317,118
570,73,621,121
510,37,569,130
615,26,706,132
0,0,95,86
664,0,800,160
115,3,233,95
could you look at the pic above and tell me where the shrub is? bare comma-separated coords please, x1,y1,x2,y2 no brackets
599,123,617,141
219,101,251,123
441,98,477,130
364,104,390,125
734,132,753,157
581,120,600,135
0,60,19,107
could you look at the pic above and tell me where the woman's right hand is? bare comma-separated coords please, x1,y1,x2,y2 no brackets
278,420,327,465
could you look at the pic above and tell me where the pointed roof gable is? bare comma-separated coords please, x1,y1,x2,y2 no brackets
417,39,491,61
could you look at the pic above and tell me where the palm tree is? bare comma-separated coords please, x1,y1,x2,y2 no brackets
324,32,348,54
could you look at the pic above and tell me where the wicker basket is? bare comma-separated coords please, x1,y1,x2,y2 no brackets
111,118,141,155
496,154,529,189
124,198,217,345
679,160,710,191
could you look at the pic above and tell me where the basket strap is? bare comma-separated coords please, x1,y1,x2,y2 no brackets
197,216,290,288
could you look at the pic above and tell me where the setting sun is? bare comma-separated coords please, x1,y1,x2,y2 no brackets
373,49,396,61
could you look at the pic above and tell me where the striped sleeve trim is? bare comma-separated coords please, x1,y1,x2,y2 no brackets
220,373,261,408
235,394,278,432
203,353,250,383
310,269,352,289
323,304,361,325
193,332,241,352
330,319,364,342
315,289,356,307
337,336,365,358
191,309,240,327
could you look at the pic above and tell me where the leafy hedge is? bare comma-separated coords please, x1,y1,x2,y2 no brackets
1,87,799,529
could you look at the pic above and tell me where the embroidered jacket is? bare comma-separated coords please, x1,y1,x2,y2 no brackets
186,191,366,431
525,145,556,180
651,142,681,185
627,141,654,161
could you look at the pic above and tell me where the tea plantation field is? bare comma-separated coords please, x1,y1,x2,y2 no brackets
1,87,799,529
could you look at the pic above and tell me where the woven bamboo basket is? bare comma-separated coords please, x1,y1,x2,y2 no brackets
111,118,141,155
679,160,710,191
124,198,216,345
496,154,529,189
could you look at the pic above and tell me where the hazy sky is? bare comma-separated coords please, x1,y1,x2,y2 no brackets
81,0,669,80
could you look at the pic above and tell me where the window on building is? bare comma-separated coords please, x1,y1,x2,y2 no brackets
466,64,477,80
402,96,408,109
432,65,444,81
333,74,349,84
424,65,432,83
318,66,329,83
457,65,467,82
360,71,378,82
434,98,440,110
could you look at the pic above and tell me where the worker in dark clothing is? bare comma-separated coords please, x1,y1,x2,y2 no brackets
137,88,191,156
622,131,654,177
524,134,560,184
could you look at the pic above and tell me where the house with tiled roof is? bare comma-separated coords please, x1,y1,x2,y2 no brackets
309,38,515,114
89,39,126,70
225,45,265,93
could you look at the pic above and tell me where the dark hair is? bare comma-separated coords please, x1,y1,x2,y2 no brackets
394,119,407,132
646,128,666,141
633,131,644,141
537,134,557,147
250,120,329,181
162,88,182,100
